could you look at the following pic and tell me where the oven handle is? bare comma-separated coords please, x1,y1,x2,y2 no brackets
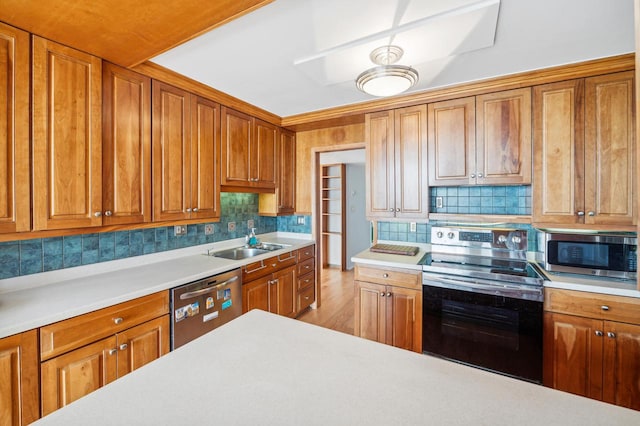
425,275,534,294
179,276,239,300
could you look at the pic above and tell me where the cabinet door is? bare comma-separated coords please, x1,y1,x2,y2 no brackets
41,336,117,416
533,80,585,225
354,280,386,344
0,330,39,426
427,97,475,186
102,62,151,225
32,36,102,230
603,321,640,410
584,72,636,226
476,88,532,185
190,96,220,219
152,81,191,221
272,265,296,318
242,275,271,313
116,315,170,379
221,107,252,186
543,312,603,400
388,286,422,353
0,23,30,234
365,110,395,218
253,119,278,188
394,105,428,218
278,130,296,214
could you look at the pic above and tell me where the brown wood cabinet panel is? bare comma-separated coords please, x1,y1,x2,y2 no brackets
190,96,221,220
32,36,102,230
354,280,386,344
152,81,191,222
0,330,39,425
428,97,475,186
297,284,315,313
354,265,421,289
603,321,640,410
40,292,169,361
253,119,278,188
584,72,636,226
544,288,640,324
271,265,296,318
242,275,271,313
297,270,315,291
102,62,152,226
41,336,118,416
221,107,252,186
366,110,395,218
533,79,585,225
476,88,532,185
116,315,170,379
297,257,315,277
394,105,428,218
0,23,30,234
388,285,422,353
297,244,315,262
543,312,603,400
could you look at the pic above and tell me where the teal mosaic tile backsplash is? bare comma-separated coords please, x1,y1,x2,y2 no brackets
430,185,531,215
0,193,310,280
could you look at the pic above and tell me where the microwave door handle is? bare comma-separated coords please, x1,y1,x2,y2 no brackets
179,276,239,300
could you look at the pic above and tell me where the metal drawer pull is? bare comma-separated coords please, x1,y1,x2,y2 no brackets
607,332,616,338
114,317,124,325
380,292,386,297
595,330,604,336
383,273,389,278
304,296,310,300
272,263,277,267
386,292,392,297
119,343,128,351
245,261,267,274
109,349,118,355
601,305,610,311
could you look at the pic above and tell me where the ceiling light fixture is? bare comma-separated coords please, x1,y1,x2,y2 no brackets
356,45,418,97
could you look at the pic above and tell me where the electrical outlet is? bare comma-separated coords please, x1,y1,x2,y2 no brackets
174,225,187,236
204,224,214,235
410,222,417,233
436,196,444,209
228,222,236,232
297,216,305,225
247,219,254,229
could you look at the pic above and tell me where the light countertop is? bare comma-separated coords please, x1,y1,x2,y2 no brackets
32,309,640,425
0,233,314,339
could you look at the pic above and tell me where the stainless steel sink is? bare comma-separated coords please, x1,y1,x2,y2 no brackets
259,242,290,251
211,247,269,260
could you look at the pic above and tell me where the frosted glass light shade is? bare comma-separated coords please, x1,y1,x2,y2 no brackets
356,65,419,97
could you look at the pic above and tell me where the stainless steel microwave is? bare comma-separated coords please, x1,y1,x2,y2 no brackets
540,232,637,280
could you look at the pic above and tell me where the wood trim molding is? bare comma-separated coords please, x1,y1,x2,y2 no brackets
282,53,635,130
133,61,281,126
428,214,532,224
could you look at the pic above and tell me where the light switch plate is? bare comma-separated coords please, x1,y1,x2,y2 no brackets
297,216,305,225
410,222,416,232
174,225,187,236
436,196,444,209
247,219,254,229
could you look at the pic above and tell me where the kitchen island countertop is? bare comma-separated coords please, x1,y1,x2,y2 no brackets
33,309,640,425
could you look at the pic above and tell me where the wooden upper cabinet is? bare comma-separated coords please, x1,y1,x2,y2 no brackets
152,82,220,222
366,105,427,219
190,95,221,220
259,129,296,216
476,88,532,185
0,330,40,425
32,36,102,230
584,72,636,226
0,23,30,234
221,107,278,190
428,97,475,186
533,72,635,228
102,62,151,226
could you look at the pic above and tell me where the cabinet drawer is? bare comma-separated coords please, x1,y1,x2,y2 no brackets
40,291,169,360
298,244,315,262
297,257,315,277
354,265,421,290
297,284,315,312
545,288,640,324
297,271,315,291
242,251,298,282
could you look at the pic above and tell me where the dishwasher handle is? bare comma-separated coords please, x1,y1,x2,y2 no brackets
179,276,239,300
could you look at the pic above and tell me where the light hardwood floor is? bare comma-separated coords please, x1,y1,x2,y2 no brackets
297,267,354,335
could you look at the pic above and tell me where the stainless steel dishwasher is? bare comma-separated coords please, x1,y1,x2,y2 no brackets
170,268,242,349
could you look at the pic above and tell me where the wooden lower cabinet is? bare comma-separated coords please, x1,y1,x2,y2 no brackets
242,265,297,318
354,265,422,353
0,330,39,426
544,288,640,411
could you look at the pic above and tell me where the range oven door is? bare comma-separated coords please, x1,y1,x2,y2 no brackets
423,282,542,383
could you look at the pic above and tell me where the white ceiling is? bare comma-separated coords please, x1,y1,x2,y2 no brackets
151,0,635,118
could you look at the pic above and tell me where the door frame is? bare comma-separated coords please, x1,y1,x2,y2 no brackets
311,143,366,308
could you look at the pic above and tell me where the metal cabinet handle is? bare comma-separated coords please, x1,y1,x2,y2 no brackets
470,173,476,178
601,305,610,311
193,208,199,212
109,349,118,356
119,343,128,351
94,211,102,217
186,208,192,212
386,292,392,297
272,263,277,267
304,296,310,300
389,208,394,212
114,317,123,325
588,211,595,217
104,210,112,217
395,208,400,212
607,332,616,338
595,330,604,336
380,292,386,297
477,173,483,178
383,273,389,278
577,211,585,216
